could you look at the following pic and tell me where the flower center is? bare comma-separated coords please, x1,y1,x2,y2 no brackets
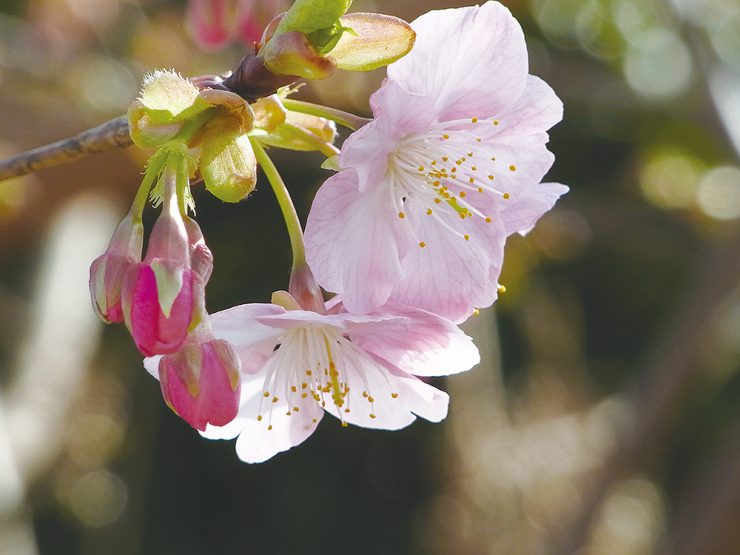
390,117,515,246
255,326,397,429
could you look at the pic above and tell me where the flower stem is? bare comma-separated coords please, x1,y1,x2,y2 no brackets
282,99,370,131
249,138,306,269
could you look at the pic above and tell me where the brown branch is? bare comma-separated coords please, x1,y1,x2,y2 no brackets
0,116,132,182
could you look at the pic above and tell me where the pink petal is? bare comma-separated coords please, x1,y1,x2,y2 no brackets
124,264,195,356
305,170,411,315
388,2,528,121
209,303,285,374
390,200,507,323
346,303,480,377
492,75,564,137
501,182,569,236
186,0,235,52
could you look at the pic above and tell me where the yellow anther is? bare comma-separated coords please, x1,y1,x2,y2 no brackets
476,137,482,142
471,165,477,171
442,156,448,162
418,165,425,171
398,212,406,219
503,192,510,199
498,284,507,293
456,160,462,165
442,134,449,139
291,386,297,392
471,117,478,123
391,393,399,399
472,308,480,317
426,208,433,215
301,382,308,389
509,165,516,172
312,418,317,423
345,408,351,413
306,370,312,376
451,167,457,173
293,407,299,412
460,191,467,198
263,391,270,398
431,160,437,166
362,391,368,398
341,421,348,427
370,414,376,419
267,425,273,430
478,187,484,193
257,415,263,421
272,396,279,403
368,396,375,403
488,175,494,180
434,198,441,204
493,120,500,125
468,177,475,184
491,155,496,161
467,152,473,157
419,241,426,248
464,234,470,241
301,392,307,398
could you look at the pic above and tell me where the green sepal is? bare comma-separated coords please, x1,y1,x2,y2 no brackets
329,13,416,71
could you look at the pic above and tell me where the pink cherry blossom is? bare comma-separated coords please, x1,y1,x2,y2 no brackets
145,295,479,463
305,2,568,322
158,322,241,431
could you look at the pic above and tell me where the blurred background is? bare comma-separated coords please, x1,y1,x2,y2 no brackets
1,0,739,553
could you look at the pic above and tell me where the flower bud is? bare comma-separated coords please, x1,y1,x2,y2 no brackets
123,197,199,356
90,214,143,323
159,332,241,431
261,31,336,80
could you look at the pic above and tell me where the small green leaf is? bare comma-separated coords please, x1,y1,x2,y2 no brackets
329,13,416,71
276,0,352,35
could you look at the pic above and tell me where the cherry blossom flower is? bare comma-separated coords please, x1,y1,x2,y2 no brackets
145,293,479,463
305,2,568,322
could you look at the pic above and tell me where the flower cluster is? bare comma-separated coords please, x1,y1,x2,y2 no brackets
91,1,566,462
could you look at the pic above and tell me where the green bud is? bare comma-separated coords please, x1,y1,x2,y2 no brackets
261,31,336,80
329,13,416,71
199,117,257,203
276,0,352,35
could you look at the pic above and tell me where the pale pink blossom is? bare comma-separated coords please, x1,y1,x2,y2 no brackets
305,2,568,322
145,294,479,463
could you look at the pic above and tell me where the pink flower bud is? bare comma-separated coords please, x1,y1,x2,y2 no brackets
159,336,241,431
89,215,143,324
123,202,201,357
